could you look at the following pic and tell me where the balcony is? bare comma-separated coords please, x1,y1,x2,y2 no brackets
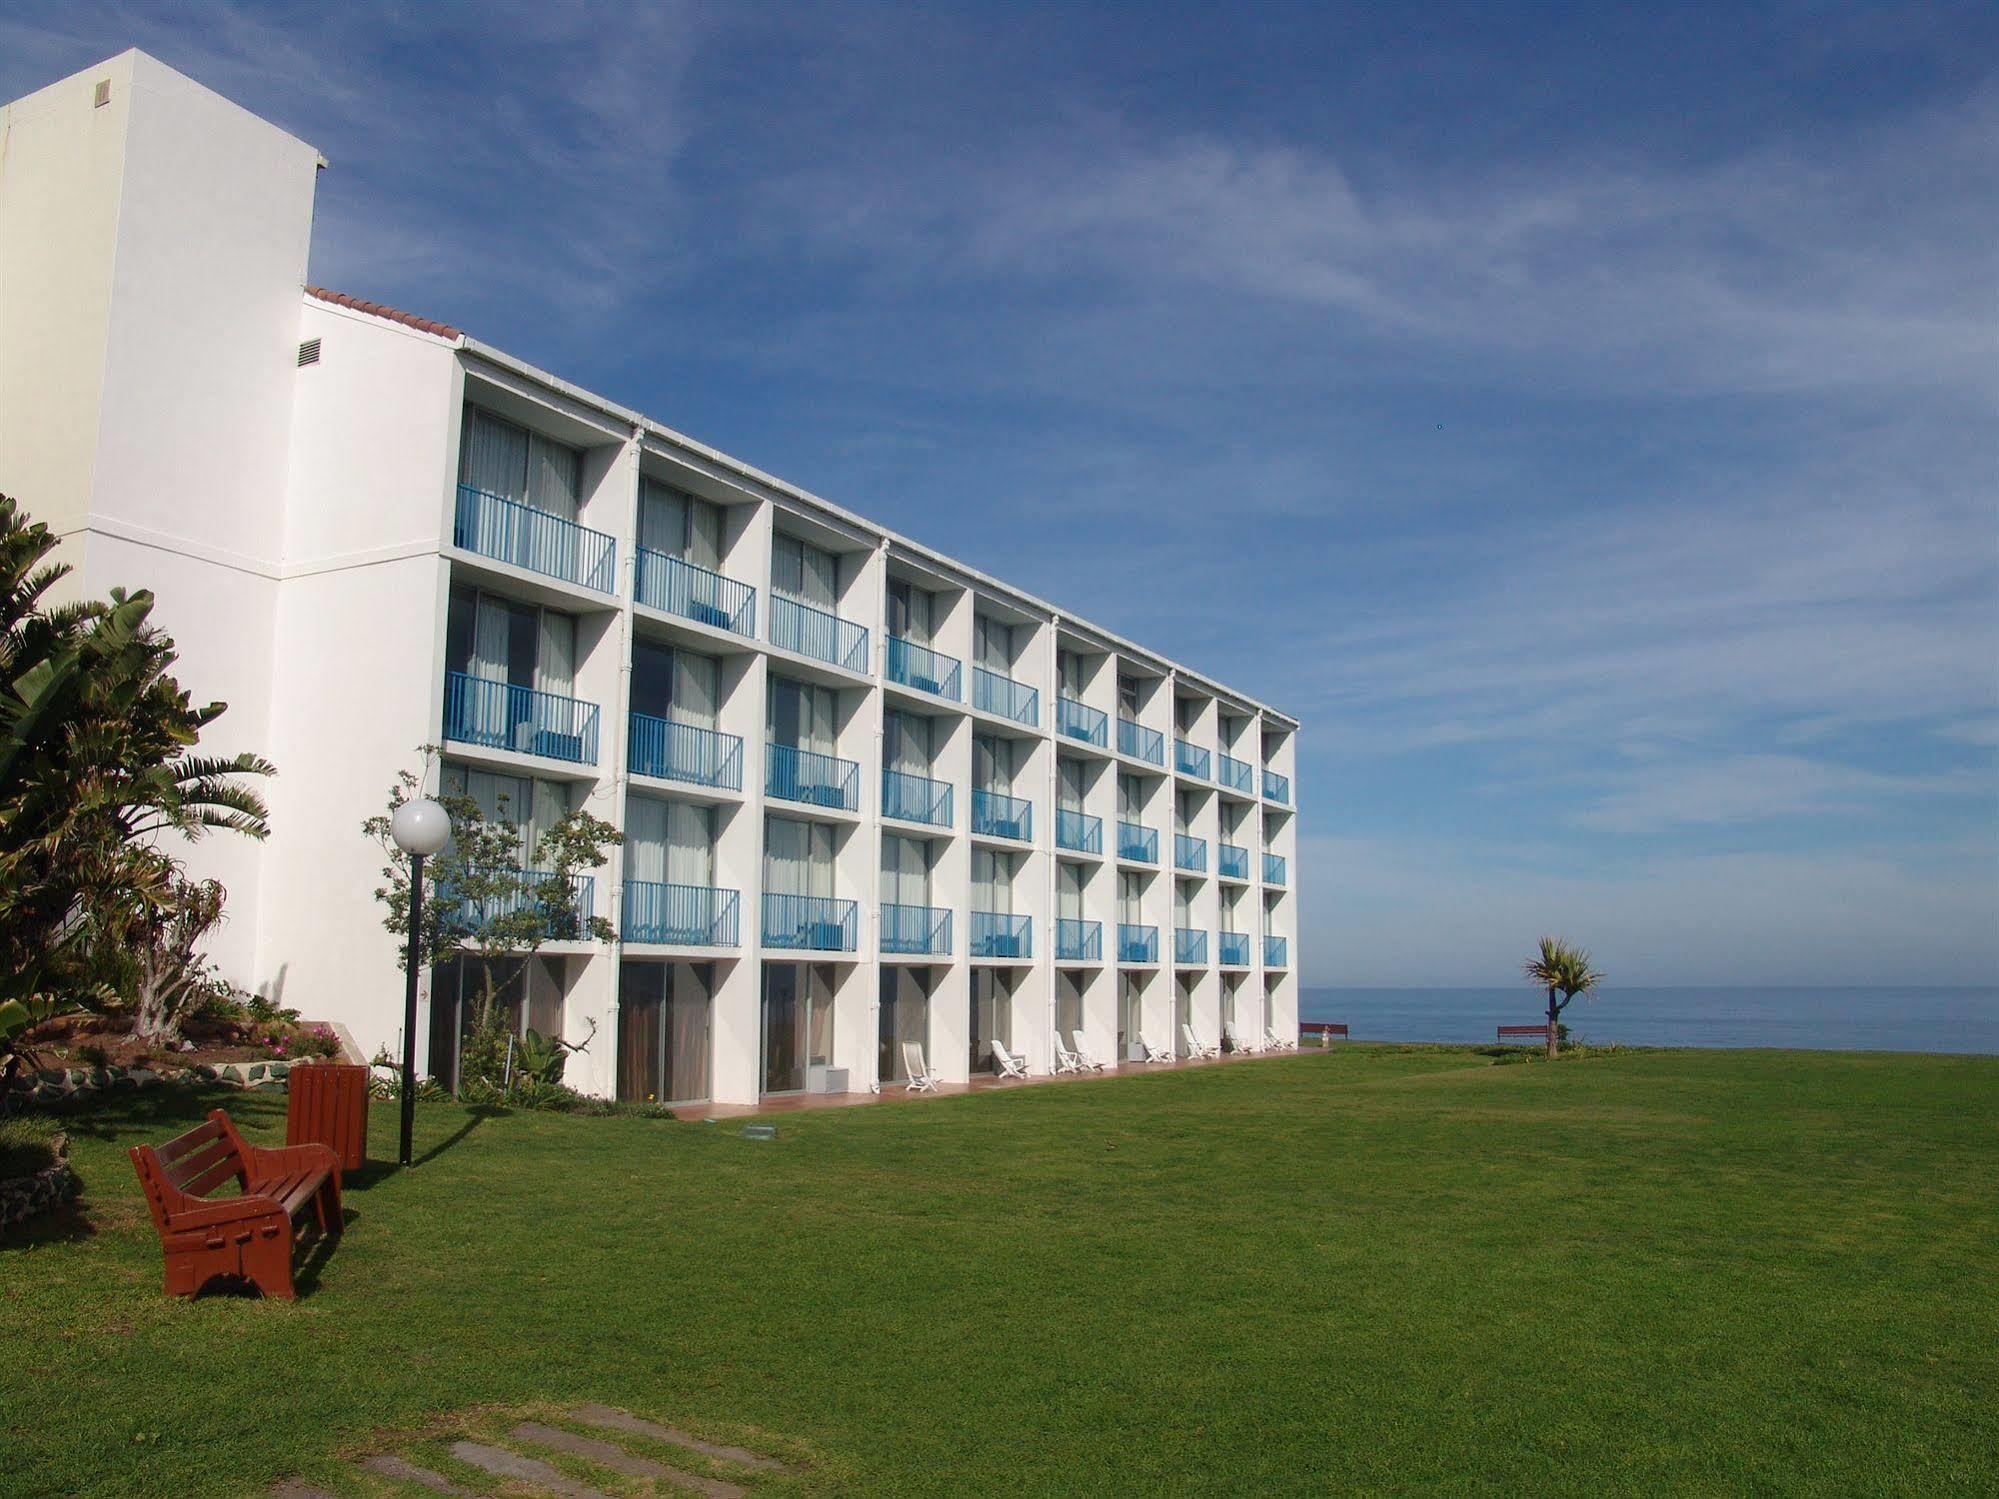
1264,853,1287,887
1117,923,1159,964
972,789,1032,841
1264,935,1289,968
627,713,742,791
634,548,756,637
1218,843,1250,880
1055,918,1102,962
761,892,857,951
770,593,868,674
1056,807,1102,855
1117,821,1158,864
1057,696,1108,748
886,636,962,701
1175,833,1208,873
1219,931,1251,967
882,768,952,828
441,867,593,941
882,902,952,956
973,666,1039,727
1175,739,1211,779
1264,769,1291,804
1218,754,1254,794
443,671,599,765
1118,718,1165,766
766,743,859,811
622,881,739,947
453,484,616,593
1174,927,1208,965
970,911,1031,959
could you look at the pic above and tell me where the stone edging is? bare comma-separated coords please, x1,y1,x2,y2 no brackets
0,1128,77,1231
16,1058,300,1107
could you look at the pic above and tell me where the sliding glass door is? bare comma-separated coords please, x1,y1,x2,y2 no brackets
762,962,836,1095
616,961,712,1104
970,969,1012,1075
878,967,931,1084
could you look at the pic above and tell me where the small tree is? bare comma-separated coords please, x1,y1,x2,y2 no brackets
365,749,620,1088
1523,936,1605,1059
122,858,230,1046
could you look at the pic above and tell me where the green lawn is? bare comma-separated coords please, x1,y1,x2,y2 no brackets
5,1046,1995,1496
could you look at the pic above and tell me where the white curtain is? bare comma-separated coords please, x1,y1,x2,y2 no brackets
1118,674,1140,719
769,678,834,754
881,835,929,907
1119,774,1141,820
975,735,1013,795
639,479,687,556
471,594,512,685
888,580,933,645
764,817,832,897
1059,757,1084,811
459,406,528,498
529,780,569,863
1058,862,1084,921
1176,880,1193,927
1058,650,1085,698
1221,887,1240,934
526,432,580,520
975,616,1012,673
535,611,575,696
885,711,932,775
773,534,836,607
1119,872,1141,925
626,796,669,884
665,801,713,886
673,650,718,728
974,849,1013,914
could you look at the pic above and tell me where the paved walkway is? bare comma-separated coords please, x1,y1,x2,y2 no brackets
670,1041,1312,1122
273,1403,796,1498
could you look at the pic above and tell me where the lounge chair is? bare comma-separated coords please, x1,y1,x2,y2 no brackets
1067,1031,1107,1071
1142,1034,1177,1065
1223,1022,1258,1054
1264,1026,1296,1052
902,1041,940,1092
991,1040,1031,1080
1181,1023,1220,1060
1052,1034,1085,1073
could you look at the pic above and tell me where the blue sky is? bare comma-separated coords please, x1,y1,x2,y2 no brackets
6,2,1995,985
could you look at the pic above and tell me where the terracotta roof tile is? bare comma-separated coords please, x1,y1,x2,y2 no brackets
304,286,462,341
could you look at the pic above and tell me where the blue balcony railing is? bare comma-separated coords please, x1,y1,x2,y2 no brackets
762,892,858,951
1264,935,1289,968
1264,853,1287,886
1117,923,1159,963
766,743,860,810
1218,753,1254,793
1055,918,1102,962
1174,833,1208,873
627,713,742,790
886,636,962,701
1118,718,1165,765
634,548,756,636
1057,696,1108,747
453,484,616,593
974,667,1039,727
970,911,1031,959
441,867,593,941
1218,843,1250,880
770,593,868,673
1264,769,1291,804
972,789,1032,841
1175,927,1208,965
1117,821,1158,863
622,881,739,947
882,902,952,956
882,768,952,827
443,671,599,765
1056,807,1102,854
1219,931,1251,967
1175,739,1211,779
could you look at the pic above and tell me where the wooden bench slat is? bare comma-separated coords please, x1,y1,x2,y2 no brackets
162,1135,238,1187
179,1155,248,1200
154,1122,226,1166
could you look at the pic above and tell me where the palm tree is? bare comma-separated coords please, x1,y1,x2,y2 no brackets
1523,936,1605,1059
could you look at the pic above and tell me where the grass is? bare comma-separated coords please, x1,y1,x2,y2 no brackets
4,1045,1995,1496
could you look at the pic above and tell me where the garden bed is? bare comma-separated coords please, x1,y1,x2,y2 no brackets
0,1116,76,1231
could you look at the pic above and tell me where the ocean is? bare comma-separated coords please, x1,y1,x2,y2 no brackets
1299,986,1999,1055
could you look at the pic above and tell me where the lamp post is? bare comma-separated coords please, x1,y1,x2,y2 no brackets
390,797,451,1167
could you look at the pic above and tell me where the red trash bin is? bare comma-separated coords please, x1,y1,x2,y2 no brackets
285,1062,369,1180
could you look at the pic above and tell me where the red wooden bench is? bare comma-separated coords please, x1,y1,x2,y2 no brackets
1301,1023,1349,1043
129,1108,342,1300
1497,1024,1552,1043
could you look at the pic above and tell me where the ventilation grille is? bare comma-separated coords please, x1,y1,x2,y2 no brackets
93,80,111,108
297,338,321,367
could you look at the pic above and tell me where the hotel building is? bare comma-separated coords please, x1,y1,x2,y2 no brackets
0,52,1300,1104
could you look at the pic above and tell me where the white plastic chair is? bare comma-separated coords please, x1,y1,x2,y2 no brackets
991,1040,1031,1080
1067,1031,1107,1071
1182,1023,1220,1060
902,1041,940,1092
1142,1034,1177,1064
1224,1023,1258,1055
1052,1034,1084,1073
1264,1026,1296,1052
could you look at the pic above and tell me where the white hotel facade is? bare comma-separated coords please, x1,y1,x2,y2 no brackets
0,53,1300,1105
